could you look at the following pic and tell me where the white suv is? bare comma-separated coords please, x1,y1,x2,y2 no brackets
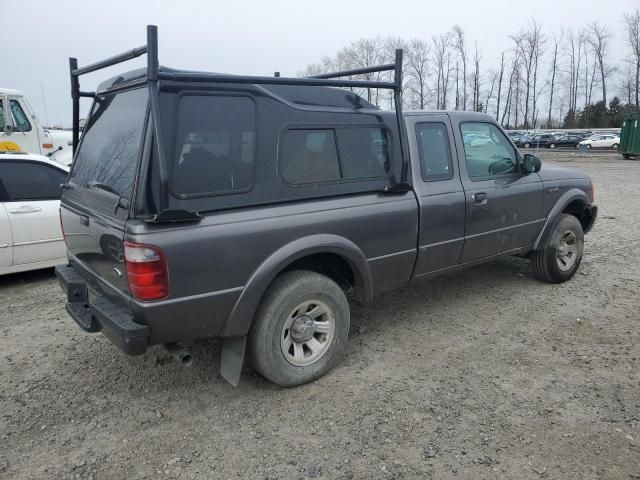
578,134,620,149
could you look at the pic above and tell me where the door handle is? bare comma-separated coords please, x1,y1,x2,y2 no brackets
472,192,488,204
9,205,42,214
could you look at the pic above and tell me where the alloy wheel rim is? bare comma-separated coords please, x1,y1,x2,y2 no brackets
556,230,578,272
280,299,335,367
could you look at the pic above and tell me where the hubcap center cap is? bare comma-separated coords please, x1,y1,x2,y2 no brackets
290,315,315,343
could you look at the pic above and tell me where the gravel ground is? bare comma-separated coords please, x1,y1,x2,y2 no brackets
1,151,638,480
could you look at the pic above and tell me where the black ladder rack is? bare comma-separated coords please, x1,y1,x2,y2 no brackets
68,25,409,210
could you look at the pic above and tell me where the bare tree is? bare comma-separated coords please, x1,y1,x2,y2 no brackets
586,22,614,106
547,33,561,127
502,55,519,127
496,51,506,122
471,44,482,111
563,28,585,115
383,36,409,109
340,37,386,104
623,9,640,106
451,25,468,110
512,20,545,129
432,33,452,109
405,38,431,109
484,71,498,114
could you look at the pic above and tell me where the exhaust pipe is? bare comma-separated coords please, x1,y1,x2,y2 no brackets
164,343,193,367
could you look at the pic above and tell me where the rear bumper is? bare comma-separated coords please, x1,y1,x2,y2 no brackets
55,264,149,355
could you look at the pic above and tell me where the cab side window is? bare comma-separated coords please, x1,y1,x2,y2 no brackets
416,123,453,181
461,122,517,179
9,100,32,132
0,101,5,130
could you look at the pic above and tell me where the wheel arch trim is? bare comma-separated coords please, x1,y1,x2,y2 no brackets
533,189,591,251
221,234,373,338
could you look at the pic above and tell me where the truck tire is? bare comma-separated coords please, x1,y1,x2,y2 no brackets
531,214,584,283
249,270,350,386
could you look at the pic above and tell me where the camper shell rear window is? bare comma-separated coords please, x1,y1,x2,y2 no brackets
70,88,148,200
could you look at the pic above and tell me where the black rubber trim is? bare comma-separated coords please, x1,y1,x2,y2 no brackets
583,204,598,234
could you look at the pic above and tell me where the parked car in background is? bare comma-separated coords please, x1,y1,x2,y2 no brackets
547,134,587,149
0,88,73,166
512,134,533,147
515,134,553,149
0,152,68,275
578,134,620,149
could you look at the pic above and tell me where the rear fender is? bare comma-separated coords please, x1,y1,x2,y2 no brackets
222,234,373,338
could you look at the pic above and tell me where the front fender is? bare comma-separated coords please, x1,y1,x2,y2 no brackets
533,188,591,251
222,234,374,337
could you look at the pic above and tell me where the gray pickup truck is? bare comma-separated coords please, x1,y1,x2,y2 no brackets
56,26,597,387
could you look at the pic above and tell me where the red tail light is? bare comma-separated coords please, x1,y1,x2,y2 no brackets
124,241,169,301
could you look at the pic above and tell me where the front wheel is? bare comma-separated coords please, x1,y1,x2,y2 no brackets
612,143,619,150
549,143,556,149
524,142,531,149
249,270,350,386
531,214,584,283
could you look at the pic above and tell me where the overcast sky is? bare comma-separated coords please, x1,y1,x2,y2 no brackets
3,0,636,126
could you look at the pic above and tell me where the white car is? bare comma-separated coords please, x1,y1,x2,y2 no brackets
578,134,620,149
0,152,68,275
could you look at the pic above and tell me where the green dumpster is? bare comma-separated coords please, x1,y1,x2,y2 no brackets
620,112,640,159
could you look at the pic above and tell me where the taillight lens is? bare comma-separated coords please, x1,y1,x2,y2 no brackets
124,241,168,301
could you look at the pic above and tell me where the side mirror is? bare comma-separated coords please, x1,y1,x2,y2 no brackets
522,153,541,174
3,125,12,136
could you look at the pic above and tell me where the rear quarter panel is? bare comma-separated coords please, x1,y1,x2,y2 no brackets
126,193,418,344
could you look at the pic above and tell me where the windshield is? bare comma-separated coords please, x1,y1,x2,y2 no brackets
70,88,148,199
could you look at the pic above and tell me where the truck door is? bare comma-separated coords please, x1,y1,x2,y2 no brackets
0,98,40,154
0,160,67,266
455,120,544,262
407,114,466,276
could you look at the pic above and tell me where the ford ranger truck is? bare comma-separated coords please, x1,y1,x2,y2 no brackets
55,26,597,387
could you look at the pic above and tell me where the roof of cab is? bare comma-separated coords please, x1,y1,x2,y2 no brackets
0,88,24,96
0,152,69,172
97,68,378,110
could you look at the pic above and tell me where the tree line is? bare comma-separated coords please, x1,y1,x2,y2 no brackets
301,9,640,129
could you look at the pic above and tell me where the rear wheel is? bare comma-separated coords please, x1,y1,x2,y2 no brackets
585,144,592,149
531,214,584,283
612,143,619,150
249,270,350,386
524,142,531,148
549,143,556,149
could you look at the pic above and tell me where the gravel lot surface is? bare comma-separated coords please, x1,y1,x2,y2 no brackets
1,151,638,480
